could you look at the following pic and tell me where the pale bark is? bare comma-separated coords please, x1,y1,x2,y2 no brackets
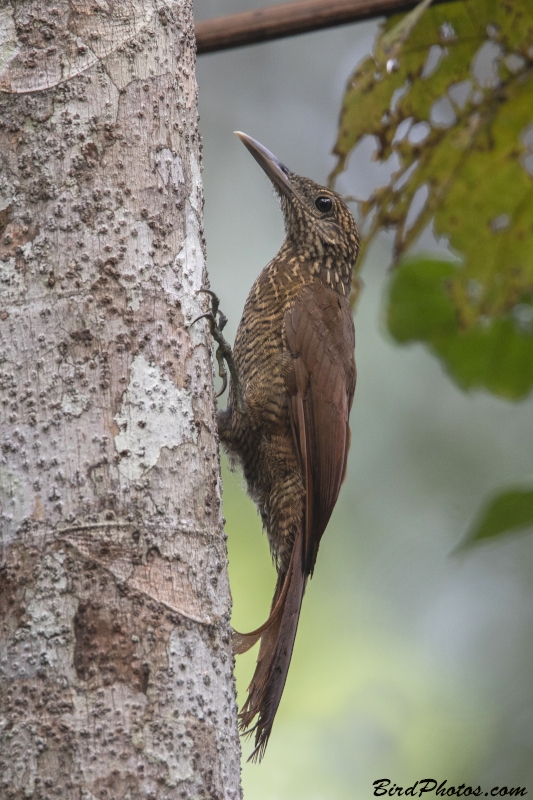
0,2,241,798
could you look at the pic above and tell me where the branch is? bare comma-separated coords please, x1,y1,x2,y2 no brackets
195,0,449,54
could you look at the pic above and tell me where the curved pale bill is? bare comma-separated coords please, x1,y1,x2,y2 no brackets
235,131,294,198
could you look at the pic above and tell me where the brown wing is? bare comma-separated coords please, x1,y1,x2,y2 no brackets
285,284,356,575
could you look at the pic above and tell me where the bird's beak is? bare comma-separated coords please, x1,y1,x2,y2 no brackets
235,132,294,198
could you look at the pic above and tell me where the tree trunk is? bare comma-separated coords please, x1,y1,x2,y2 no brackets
0,2,241,798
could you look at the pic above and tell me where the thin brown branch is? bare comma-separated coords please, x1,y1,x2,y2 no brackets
195,0,450,54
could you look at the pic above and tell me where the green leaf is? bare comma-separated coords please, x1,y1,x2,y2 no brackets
387,257,533,399
332,0,533,398
464,488,533,544
377,0,435,63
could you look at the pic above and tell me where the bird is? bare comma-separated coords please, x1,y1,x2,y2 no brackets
198,132,359,761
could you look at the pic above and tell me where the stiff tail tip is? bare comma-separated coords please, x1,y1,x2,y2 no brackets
233,537,307,762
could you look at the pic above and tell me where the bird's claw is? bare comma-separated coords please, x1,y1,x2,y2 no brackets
190,289,243,408
193,289,228,331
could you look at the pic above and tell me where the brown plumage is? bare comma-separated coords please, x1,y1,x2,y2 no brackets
215,133,359,761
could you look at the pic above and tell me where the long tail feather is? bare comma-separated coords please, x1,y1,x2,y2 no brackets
238,533,306,761
232,553,294,655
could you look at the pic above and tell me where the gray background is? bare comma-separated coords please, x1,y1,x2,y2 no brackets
194,1,533,796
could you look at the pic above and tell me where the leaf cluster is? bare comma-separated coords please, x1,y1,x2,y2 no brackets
332,1,533,544
332,0,533,400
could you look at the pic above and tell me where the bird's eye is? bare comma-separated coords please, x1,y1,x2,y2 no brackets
315,196,333,213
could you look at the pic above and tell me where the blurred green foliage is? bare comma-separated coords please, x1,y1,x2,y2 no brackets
463,487,533,544
388,257,533,399
331,0,533,544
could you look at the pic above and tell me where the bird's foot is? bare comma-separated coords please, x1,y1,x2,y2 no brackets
191,289,244,409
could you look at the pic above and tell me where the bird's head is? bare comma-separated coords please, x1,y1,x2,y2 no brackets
236,131,360,295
